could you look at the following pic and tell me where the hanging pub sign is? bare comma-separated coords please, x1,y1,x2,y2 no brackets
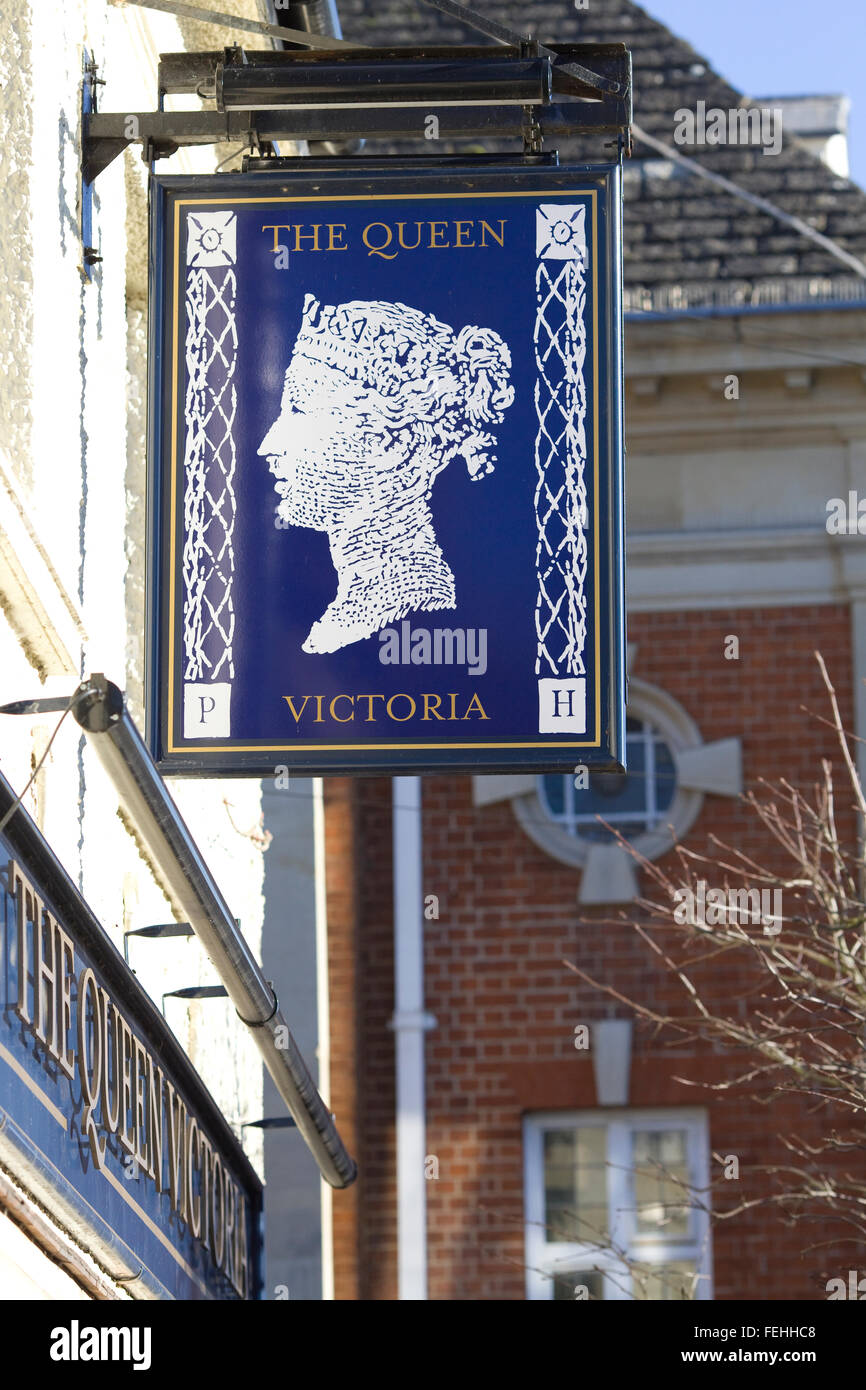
147,161,625,775
0,769,262,1299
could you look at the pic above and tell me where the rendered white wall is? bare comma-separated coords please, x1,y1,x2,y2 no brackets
0,0,276,1183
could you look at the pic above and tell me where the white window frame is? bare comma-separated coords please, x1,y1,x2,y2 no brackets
523,1108,713,1301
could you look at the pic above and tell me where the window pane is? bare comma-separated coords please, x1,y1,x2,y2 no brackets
577,818,648,842
633,1128,686,1166
538,719,678,845
543,1128,608,1244
581,739,646,820
659,1129,687,1166
632,1129,691,1238
633,1261,698,1301
575,1126,606,1168
541,773,565,817
654,738,677,813
553,1268,605,1301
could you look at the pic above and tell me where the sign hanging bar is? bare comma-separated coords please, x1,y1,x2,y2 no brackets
214,56,551,110
110,0,366,51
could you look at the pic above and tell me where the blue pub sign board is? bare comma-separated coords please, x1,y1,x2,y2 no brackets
0,769,262,1299
147,161,625,775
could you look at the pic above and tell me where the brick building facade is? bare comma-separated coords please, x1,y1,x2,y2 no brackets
319,1,866,1301
326,608,859,1300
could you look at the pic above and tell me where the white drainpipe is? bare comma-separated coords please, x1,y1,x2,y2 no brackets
391,776,436,1300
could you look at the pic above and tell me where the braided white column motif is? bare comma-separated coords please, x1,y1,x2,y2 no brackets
181,212,238,739
534,204,589,735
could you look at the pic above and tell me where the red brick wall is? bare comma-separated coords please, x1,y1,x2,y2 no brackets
326,604,858,1300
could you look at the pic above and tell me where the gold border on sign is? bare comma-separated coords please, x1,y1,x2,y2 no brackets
166,188,603,754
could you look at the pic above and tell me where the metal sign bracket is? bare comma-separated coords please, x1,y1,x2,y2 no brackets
81,42,632,184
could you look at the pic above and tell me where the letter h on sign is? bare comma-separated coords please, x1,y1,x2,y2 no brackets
538,678,586,733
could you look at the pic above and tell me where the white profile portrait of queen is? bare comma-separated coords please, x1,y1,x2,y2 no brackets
257,294,515,654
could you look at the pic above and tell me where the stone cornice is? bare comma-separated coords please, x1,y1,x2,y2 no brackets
627,525,866,611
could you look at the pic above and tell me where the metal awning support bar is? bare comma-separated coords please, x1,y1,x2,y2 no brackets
68,674,356,1189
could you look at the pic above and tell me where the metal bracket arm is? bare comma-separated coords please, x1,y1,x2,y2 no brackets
82,43,631,183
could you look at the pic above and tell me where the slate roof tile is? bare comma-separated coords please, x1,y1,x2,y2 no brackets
331,0,866,309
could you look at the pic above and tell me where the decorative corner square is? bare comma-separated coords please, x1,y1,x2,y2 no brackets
538,677,586,733
536,204,586,262
184,681,232,738
187,211,237,268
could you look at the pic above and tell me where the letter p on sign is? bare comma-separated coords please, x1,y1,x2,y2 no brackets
538,677,586,733
184,682,232,738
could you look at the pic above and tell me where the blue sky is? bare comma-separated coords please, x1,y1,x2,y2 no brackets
641,0,865,189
